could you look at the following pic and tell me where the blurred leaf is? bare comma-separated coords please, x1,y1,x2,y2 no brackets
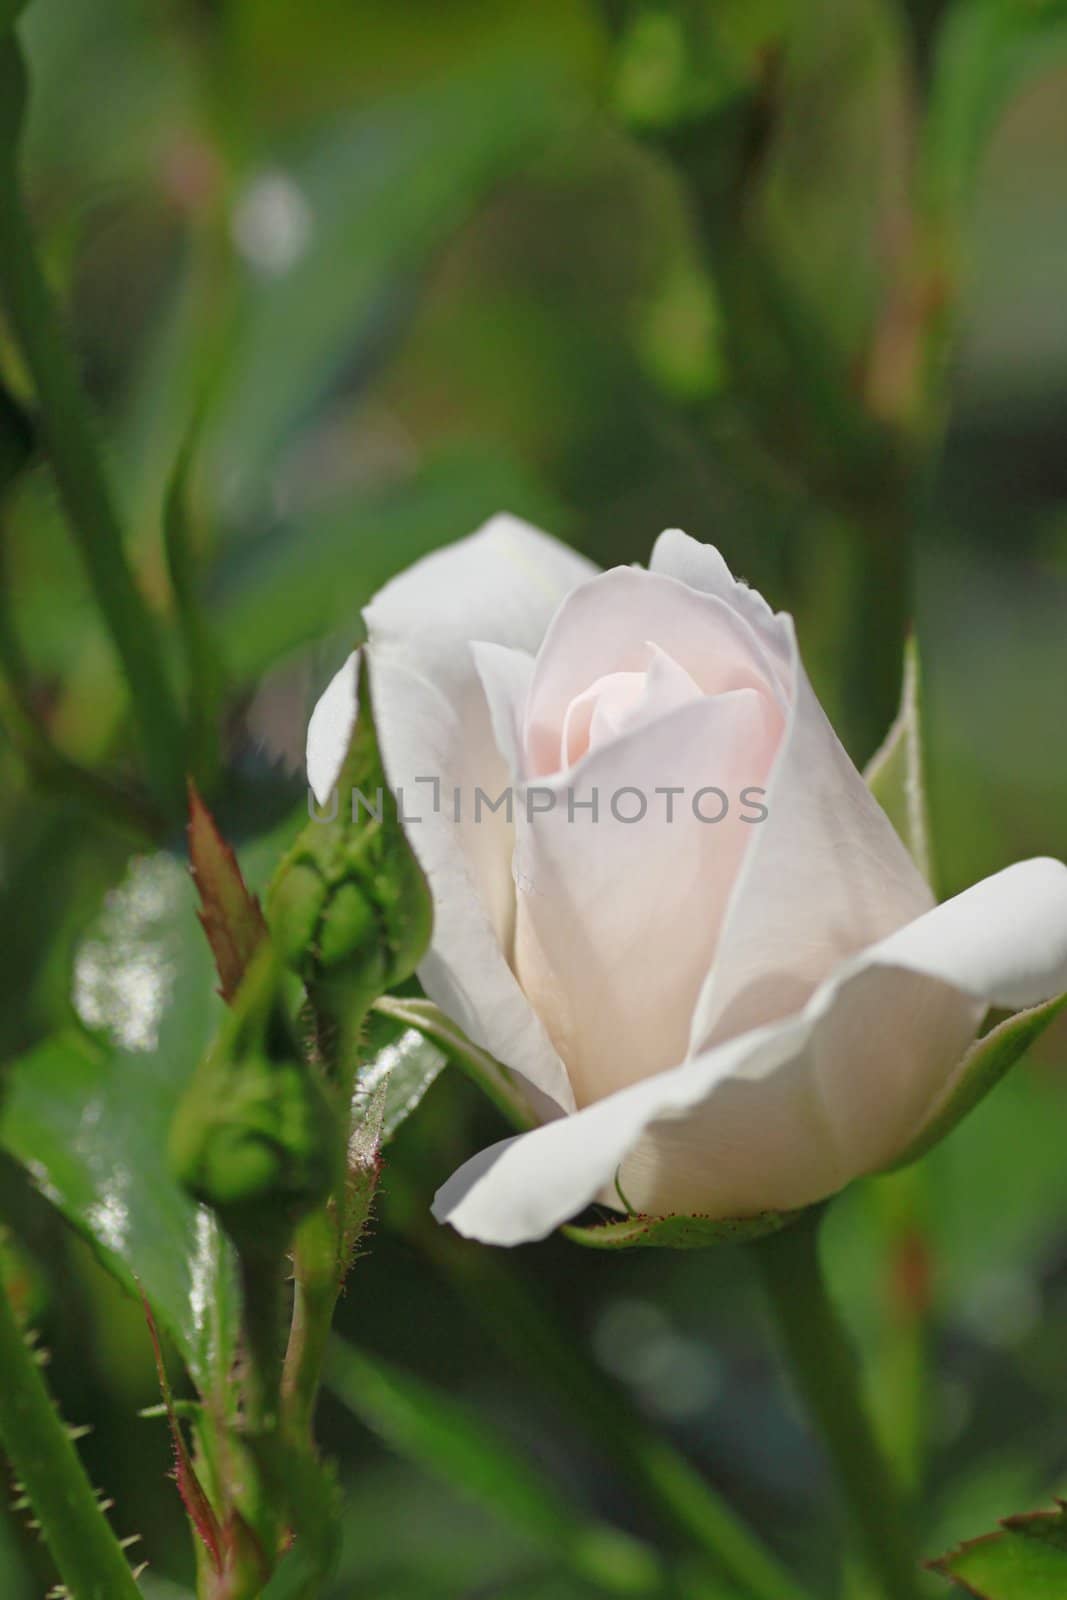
889,992,1067,1171
0,0,27,37
188,781,267,1002
213,446,562,681
371,994,534,1132
930,1502,1067,1597
325,1339,664,1597
864,637,933,884
925,0,1067,220
260,1545,322,1600
358,1009,447,1146
564,1210,791,1251
207,63,566,518
164,416,225,786
0,378,33,495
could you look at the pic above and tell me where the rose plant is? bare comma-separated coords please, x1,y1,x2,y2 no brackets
308,515,1067,1245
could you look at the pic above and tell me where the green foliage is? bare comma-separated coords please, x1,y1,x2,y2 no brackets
202,63,565,522
931,1503,1067,1597
0,854,239,1396
325,1340,666,1598
213,447,561,682
924,0,1067,219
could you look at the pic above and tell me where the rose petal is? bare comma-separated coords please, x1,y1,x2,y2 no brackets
560,644,703,768
433,858,1067,1242
690,615,934,1049
649,529,792,685
473,630,782,1106
306,649,360,805
362,513,598,1115
523,566,787,779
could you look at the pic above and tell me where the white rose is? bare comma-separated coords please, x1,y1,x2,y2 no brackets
307,516,1067,1244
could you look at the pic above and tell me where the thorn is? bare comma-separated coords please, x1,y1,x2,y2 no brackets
65,1423,93,1441
119,1533,144,1550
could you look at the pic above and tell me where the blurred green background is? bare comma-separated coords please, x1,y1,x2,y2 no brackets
2,1,1067,1595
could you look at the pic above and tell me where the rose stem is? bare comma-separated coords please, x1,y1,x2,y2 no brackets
752,1208,925,1600
0,1268,143,1600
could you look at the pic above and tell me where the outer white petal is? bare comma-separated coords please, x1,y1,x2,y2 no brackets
364,513,598,1116
433,858,1067,1243
433,1017,811,1246
690,613,934,1049
306,650,359,805
650,531,935,1045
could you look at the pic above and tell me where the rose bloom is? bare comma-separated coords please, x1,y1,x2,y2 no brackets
307,517,1067,1244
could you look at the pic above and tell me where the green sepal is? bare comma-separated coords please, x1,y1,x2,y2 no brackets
370,995,535,1131
864,635,933,885
886,991,1067,1173
170,943,341,1253
268,654,433,1029
564,1206,796,1251
929,1500,1067,1597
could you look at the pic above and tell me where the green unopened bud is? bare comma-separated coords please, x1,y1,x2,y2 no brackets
170,944,340,1252
267,653,432,1023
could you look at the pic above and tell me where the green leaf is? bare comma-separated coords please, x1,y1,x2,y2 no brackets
325,1339,664,1597
563,1209,793,1251
888,991,1067,1172
0,844,292,1394
863,636,932,884
371,995,535,1132
930,1503,1067,1597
